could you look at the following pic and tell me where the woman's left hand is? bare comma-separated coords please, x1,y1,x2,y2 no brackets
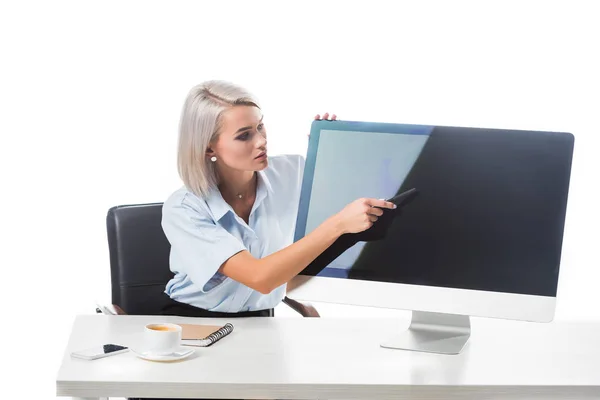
314,112,337,121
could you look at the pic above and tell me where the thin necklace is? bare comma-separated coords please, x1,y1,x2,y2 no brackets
236,174,257,199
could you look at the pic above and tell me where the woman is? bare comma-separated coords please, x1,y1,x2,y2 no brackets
160,80,396,317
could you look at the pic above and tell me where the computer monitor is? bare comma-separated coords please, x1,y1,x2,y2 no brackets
287,120,574,354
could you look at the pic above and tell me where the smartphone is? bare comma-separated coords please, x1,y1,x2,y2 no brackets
71,344,129,360
386,187,419,208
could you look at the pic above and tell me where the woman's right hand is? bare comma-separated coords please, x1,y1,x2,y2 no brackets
333,198,397,234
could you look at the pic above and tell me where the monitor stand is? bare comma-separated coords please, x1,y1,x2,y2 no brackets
381,311,471,355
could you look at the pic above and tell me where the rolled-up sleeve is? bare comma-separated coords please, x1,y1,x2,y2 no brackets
161,197,246,292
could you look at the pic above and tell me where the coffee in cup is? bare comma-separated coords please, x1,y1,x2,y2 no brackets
147,325,178,332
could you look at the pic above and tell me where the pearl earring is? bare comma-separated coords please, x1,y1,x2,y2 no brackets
210,156,217,162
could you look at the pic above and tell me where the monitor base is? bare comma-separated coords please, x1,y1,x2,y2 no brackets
381,311,471,355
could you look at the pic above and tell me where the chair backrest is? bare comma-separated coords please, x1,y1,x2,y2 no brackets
106,203,173,315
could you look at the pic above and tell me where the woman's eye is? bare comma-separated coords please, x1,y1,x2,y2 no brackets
257,123,264,130
237,132,250,141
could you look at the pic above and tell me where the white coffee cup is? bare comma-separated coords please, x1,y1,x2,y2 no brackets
142,323,182,355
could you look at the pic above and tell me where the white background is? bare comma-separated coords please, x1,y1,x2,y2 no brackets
1,1,598,398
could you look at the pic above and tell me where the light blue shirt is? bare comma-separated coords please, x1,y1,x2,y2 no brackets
161,154,306,312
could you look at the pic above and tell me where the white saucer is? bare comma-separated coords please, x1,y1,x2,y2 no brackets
130,347,195,362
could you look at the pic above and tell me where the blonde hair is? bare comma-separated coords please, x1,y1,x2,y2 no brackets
177,80,260,198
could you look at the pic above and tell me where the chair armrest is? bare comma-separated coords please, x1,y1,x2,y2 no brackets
282,296,320,317
95,303,128,315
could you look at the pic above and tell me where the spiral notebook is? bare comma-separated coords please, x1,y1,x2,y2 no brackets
179,323,234,347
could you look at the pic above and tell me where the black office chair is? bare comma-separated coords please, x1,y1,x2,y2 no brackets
100,202,319,318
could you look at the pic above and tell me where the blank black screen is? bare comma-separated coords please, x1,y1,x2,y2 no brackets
302,126,574,297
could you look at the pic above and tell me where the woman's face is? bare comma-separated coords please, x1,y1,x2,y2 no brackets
209,105,268,172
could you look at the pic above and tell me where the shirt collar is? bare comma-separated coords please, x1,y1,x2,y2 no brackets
205,170,274,222
253,169,273,213
204,186,231,222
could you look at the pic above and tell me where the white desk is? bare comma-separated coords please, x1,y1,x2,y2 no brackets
56,314,600,399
